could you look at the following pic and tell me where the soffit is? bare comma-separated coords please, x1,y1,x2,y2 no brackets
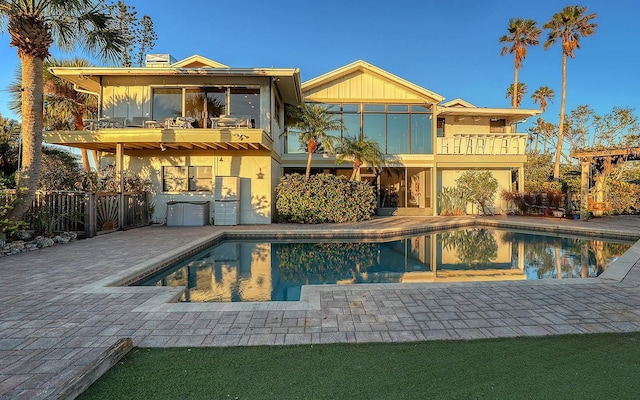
438,106,540,123
49,66,302,104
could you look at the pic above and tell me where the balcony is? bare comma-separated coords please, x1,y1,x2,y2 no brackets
44,123,272,153
437,134,527,156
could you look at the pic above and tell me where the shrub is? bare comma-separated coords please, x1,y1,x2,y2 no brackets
438,187,467,216
456,170,498,215
275,173,376,223
607,181,640,214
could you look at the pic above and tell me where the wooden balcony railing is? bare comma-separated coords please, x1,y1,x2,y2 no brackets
437,134,528,156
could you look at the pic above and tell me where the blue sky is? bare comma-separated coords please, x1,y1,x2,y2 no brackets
0,0,637,132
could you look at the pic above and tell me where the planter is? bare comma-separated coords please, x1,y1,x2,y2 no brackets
573,214,580,220
552,210,564,218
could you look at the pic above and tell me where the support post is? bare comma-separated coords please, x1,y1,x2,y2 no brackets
580,160,590,220
116,143,125,230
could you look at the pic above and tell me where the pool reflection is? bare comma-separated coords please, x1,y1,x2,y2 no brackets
140,228,632,302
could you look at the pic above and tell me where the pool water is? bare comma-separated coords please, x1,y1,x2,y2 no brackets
136,228,633,302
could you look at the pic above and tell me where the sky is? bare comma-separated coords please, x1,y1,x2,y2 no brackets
0,0,638,133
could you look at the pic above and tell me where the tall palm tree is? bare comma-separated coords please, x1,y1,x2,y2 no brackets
0,0,123,221
336,135,385,181
531,86,555,113
505,82,527,108
499,18,541,109
543,5,597,179
286,103,343,178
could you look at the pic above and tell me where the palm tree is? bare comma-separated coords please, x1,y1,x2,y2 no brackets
531,86,555,113
543,5,597,179
0,0,123,221
499,18,541,109
336,135,385,181
44,58,99,172
527,117,556,154
505,82,527,108
285,103,343,178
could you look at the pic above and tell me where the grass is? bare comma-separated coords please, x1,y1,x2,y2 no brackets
79,332,640,399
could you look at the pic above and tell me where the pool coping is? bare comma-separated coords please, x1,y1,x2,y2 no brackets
71,217,640,313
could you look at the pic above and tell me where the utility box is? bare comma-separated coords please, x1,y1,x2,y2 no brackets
166,201,210,226
214,176,240,225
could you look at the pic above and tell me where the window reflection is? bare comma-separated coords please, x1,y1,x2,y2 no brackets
152,88,182,122
153,87,259,128
230,88,260,128
292,102,433,155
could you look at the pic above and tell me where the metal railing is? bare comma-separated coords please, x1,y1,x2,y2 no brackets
437,134,528,156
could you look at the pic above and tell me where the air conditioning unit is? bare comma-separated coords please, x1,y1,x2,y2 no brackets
145,54,176,68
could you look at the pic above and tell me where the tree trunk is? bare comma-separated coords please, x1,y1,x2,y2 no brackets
305,137,317,178
8,55,44,221
512,65,519,109
553,53,567,179
74,111,92,172
350,158,361,181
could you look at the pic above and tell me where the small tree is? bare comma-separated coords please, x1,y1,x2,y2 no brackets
284,103,343,178
336,135,385,181
456,170,499,215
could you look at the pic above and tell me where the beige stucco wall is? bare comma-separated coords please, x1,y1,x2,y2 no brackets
439,169,512,215
103,152,274,224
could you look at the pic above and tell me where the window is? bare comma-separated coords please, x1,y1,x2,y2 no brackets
162,166,212,192
152,88,182,122
437,118,445,137
152,86,260,128
230,88,260,128
285,102,434,155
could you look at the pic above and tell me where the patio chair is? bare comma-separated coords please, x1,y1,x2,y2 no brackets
127,116,149,127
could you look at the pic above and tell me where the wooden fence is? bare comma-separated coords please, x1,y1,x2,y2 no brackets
1,190,149,238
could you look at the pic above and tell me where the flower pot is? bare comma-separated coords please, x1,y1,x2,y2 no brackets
573,214,580,220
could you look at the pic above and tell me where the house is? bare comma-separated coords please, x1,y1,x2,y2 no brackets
45,55,540,225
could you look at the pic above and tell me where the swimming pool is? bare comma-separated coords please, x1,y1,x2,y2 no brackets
136,227,633,302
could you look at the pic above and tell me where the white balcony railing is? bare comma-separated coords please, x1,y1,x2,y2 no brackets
437,134,528,156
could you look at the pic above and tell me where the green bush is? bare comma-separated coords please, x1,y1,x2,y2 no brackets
438,186,467,216
607,181,640,214
275,173,376,223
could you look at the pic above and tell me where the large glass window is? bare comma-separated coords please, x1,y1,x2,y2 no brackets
387,114,409,154
162,166,212,192
230,88,260,128
363,114,386,152
185,88,226,128
153,87,259,128
152,88,182,122
411,114,432,154
285,102,433,154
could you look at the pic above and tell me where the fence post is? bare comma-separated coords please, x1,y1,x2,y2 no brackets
85,192,96,238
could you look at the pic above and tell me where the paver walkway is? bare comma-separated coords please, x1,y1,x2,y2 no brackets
1,215,640,399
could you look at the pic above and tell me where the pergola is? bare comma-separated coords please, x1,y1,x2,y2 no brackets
570,146,640,216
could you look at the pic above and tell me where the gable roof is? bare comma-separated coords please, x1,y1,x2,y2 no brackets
171,54,229,68
442,98,476,108
302,60,444,104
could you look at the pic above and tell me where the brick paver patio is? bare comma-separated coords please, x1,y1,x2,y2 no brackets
1,215,639,399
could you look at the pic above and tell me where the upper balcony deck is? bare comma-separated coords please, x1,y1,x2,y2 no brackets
44,121,272,153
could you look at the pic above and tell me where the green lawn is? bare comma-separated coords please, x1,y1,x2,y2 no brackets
80,332,640,399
